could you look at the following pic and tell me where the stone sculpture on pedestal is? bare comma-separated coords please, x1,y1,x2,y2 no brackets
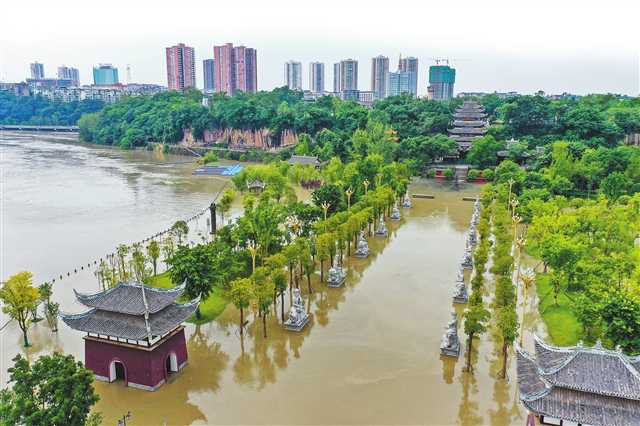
374,216,388,237
283,288,310,331
461,246,473,269
440,311,460,357
390,204,401,221
453,279,468,304
402,193,412,208
327,256,346,288
354,230,370,258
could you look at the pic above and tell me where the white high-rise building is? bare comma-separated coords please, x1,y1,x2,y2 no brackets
57,66,80,86
309,62,325,93
371,55,389,100
284,60,302,90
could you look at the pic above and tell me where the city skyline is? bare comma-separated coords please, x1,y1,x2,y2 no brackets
1,1,637,96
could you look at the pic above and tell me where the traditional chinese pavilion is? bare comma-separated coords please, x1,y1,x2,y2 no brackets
448,101,488,151
61,281,198,391
516,335,640,426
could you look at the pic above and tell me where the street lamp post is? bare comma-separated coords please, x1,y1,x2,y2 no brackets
320,202,331,220
345,187,353,209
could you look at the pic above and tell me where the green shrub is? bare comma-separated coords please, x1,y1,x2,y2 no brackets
202,151,219,164
482,168,494,181
425,169,436,178
467,169,480,180
239,154,247,162
443,168,454,180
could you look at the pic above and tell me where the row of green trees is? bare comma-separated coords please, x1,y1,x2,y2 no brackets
463,198,491,372
164,152,408,338
0,91,104,125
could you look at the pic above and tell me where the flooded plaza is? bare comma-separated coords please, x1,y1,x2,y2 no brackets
1,135,545,425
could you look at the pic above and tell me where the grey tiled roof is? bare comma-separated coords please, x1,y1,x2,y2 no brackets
74,281,186,315
60,300,198,340
534,336,640,400
517,336,640,426
448,127,487,135
522,386,640,426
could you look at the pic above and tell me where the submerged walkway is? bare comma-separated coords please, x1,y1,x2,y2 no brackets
93,182,527,425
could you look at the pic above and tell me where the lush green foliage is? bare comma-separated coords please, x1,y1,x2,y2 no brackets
0,353,100,425
0,91,103,125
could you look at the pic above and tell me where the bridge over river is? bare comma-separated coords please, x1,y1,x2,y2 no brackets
0,124,79,132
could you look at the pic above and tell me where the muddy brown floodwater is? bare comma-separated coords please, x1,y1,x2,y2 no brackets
1,134,546,425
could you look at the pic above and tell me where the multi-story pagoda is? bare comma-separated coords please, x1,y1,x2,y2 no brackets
516,335,640,426
61,281,198,391
448,101,488,152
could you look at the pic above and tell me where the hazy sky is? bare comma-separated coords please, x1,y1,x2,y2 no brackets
1,0,639,96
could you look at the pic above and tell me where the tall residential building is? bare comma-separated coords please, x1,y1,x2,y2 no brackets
428,65,456,101
93,64,119,85
284,61,302,90
30,62,45,80
242,47,257,93
333,63,341,93
398,56,419,96
309,62,324,93
214,43,235,95
214,43,257,95
371,55,389,100
166,43,196,91
203,59,215,94
57,66,80,86
387,71,411,97
337,59,358,92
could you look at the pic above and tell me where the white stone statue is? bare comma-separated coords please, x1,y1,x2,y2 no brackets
354,230,369,258
390,204,401,221
375,216,388,236
402,193,412,208
327,255,347,287
283,288,309,331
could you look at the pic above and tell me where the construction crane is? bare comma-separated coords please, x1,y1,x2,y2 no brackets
429,58,470,66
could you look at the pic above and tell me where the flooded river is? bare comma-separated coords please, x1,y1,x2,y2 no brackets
1,134,543,425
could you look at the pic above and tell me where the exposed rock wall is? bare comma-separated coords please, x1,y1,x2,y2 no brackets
182,127,298,149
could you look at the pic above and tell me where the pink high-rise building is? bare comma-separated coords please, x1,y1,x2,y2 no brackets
166,43,196,91
214,43,257,95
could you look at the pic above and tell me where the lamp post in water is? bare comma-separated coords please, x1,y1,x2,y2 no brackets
117,411,132,426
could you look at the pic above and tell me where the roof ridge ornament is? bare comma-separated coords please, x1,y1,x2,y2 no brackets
140,281,152,341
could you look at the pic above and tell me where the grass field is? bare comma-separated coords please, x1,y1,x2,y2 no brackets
535,273,583,346
148,272,229,324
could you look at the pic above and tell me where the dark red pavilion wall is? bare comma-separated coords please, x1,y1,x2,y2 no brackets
85,328,188,389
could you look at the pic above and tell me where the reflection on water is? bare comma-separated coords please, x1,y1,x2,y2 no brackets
1,135,537,425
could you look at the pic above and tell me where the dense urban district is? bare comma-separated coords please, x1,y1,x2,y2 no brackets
2,46,640,426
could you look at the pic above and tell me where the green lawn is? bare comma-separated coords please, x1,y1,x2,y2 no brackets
148,272,229,324
535,274,583,346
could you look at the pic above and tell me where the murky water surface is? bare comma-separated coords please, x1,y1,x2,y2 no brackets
1,134,544,425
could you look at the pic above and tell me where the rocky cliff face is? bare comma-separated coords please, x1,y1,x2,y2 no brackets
182,128,298,149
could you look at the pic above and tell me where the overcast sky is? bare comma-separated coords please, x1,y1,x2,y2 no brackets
1,0,638,96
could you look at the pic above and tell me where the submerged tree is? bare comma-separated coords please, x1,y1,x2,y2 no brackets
171,220,190,245
0,271,39,347
229,278,253,336
146,240,161,276
464,294,490,373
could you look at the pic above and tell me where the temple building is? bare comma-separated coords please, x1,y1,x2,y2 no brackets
448,101,488,152
61,281,198,391
516,335,640,426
